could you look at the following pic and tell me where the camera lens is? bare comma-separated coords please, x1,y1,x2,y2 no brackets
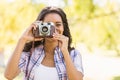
42,26,48,32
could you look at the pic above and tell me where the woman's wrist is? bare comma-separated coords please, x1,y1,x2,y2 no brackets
62,49,69,56
19,37,27,44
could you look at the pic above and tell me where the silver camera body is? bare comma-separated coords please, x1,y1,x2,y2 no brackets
33,21,55,38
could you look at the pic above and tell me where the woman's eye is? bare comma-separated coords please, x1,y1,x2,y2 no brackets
56,24,62,27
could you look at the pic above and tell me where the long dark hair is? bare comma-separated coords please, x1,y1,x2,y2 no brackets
23,6,74,52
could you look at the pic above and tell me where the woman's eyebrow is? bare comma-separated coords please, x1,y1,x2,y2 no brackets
55,22,62,23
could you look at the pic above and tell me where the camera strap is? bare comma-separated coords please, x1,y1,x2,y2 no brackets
25,37,35,80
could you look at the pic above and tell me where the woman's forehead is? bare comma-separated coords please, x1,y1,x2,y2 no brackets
43,13,62,23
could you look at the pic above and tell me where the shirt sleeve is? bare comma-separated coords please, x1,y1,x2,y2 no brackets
18,51,30,73
70,49,84,75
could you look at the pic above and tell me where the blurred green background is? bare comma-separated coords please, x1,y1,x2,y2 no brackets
0,0,120,80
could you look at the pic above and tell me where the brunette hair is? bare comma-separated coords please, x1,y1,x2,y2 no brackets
23,6,74,52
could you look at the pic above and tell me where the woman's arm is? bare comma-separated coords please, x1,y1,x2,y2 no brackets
62,50,83,80
4,22,43,80
53,33,83,80
4,38,26,80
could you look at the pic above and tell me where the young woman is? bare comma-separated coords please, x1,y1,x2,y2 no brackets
4,6,84,80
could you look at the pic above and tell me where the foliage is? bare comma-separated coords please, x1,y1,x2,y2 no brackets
64,0,120,55
0,0,120,55
0,0,45,48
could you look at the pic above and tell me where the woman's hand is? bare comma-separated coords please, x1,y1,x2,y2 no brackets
53,33,69,52
20,21,43,43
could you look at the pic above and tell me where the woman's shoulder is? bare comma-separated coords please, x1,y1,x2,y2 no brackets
70,48,80,55
69,48,81,58
69,48,83,63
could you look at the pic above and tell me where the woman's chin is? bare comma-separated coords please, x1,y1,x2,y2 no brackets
45,38,57,42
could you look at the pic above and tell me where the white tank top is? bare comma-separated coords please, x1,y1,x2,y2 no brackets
34,64,59,80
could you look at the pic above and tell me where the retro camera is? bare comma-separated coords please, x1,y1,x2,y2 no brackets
32,21,55,38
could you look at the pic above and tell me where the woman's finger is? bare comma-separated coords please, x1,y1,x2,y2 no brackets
34,38,43,41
